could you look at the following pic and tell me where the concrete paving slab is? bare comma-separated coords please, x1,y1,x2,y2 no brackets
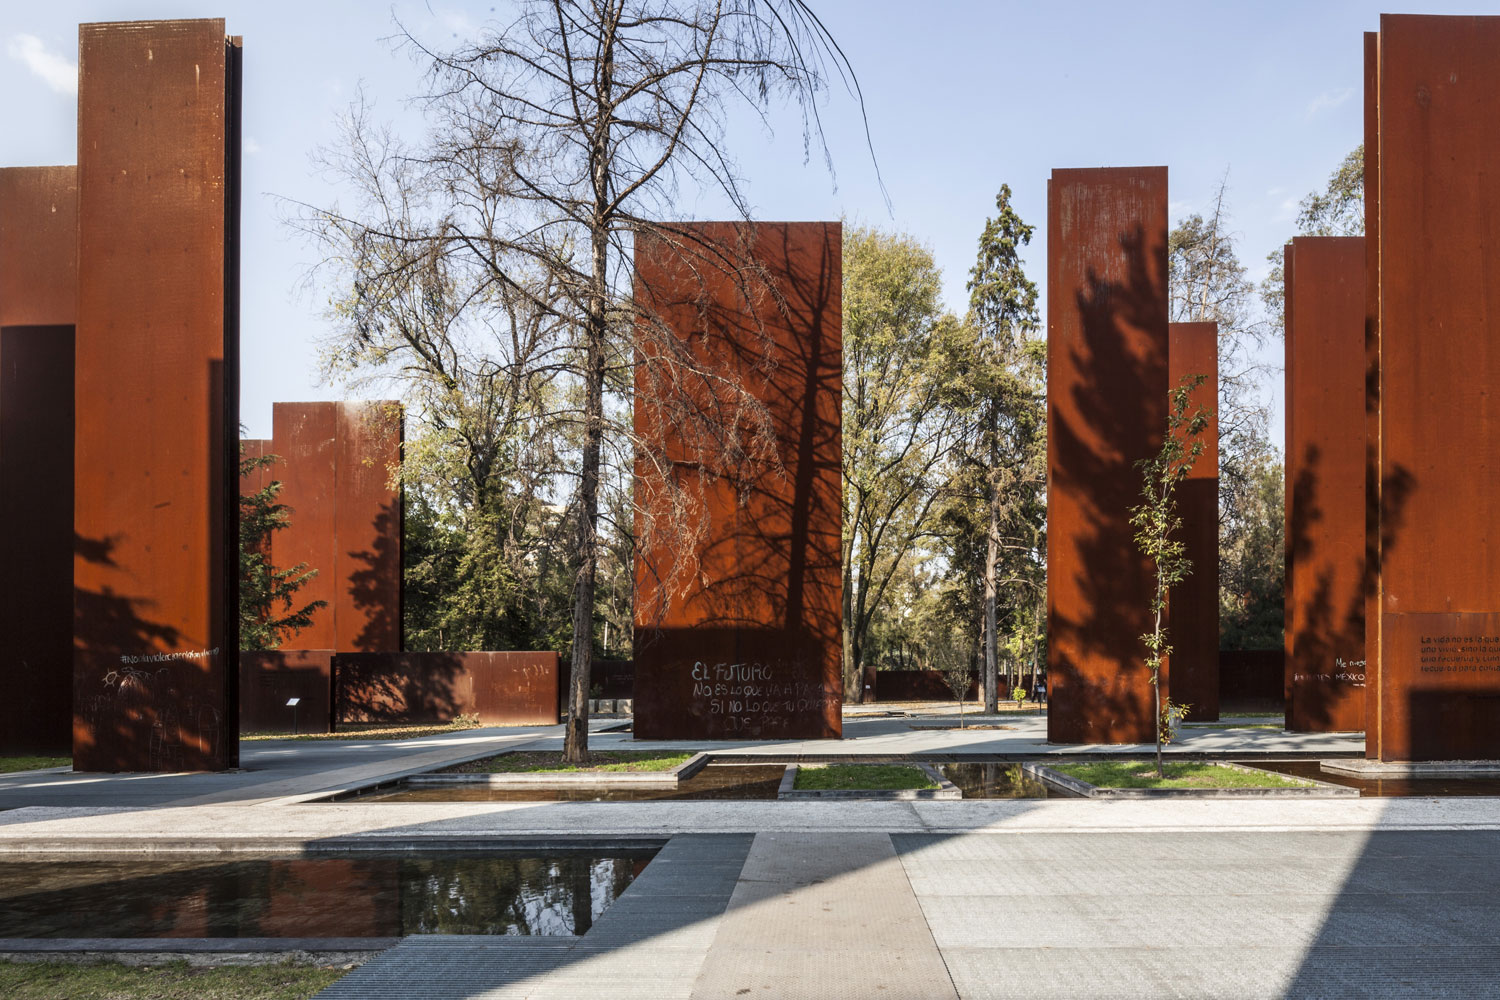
689,833,957,999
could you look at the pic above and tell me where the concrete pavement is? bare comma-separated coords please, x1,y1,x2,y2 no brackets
315,828,1500,999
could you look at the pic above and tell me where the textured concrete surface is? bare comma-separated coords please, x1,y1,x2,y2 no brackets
311,829,1500,998
691,833,956,999
898,829,1500,999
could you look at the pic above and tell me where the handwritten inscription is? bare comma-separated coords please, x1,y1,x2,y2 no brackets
119,647,220,666
689,659,838,733
1419,635,1500,674
1293,656,1365,687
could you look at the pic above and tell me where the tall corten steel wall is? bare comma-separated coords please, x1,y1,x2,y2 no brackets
0,166,77,755
1368,15,1500,761
72,20,242,772
271,401,402,653
1046,168,1169,744
1282,238,1367,734
1167,322,1219,722
633,222,843,740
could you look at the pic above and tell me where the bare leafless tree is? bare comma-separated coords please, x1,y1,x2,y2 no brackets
292,0,872,761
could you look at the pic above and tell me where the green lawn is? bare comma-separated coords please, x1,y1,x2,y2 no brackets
241,720,481,742
794,764,938,791
1050,761,1311,790
444,750,693,774
0,960,347,1000
0,756,70,773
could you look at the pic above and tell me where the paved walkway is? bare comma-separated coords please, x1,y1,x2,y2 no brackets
5,715,1489,998
0,713,1360,813
316,828,1500,999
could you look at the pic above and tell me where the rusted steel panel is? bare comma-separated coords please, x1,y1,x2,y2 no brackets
336,651,561,726
333,401,402,652
0,327,74,755
272,403,338,650
1046,167,1170,744
0,166,77,326
1219,649,1284,712
871,671,980,703
1372,14,1500,761
271,401,402,653
0,167,77,756
238,649,333,733
1168,322,1220,722
72,20,241,772
239,438,272,496
632,222,843,740
1364,30,1383,759
1283,238,1366,733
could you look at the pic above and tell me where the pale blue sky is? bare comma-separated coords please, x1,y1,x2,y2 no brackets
1,2,1487,439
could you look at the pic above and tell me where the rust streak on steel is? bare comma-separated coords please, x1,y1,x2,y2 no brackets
1168,322,1219,722
73,19,241,772
1046,167,1169,745
1363,30,1383,758
632,222,843,740
1371,14,1500,761
0,166,77,755
1283,237,1367,734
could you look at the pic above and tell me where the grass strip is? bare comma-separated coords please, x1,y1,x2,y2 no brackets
1050,761,1311,790
443,750,693,774
241,721,481,742
0,959,347,1000
794,763,938,791
0,756,70,773
1182,723,1282,730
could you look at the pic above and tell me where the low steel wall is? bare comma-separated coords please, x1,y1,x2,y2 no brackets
336,651,562,727
1220,649,1284,710
239,650,334,733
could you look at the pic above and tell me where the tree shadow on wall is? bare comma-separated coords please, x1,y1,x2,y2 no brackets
335,651,466,726
73,531,229,772
1048,223,1165,745
633,223,842,740
344,500,402,653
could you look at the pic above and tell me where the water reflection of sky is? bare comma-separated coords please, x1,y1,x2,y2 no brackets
0,851,654,938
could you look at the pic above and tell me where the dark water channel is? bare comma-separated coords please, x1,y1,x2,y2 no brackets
1250,759,1500,797
938,762,1060,798
345,763,785,803
0,850,654,938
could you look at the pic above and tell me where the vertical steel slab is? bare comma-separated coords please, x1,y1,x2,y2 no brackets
1372,14,1500,761
1046,167,1170,744
272,402,338,650
271,401,402,652
1168,322,1219,722
73,20,241,771
0,166,77,755
0,168,77,755
1363,30,1383,757
633,222,843,740
0,166,77,325
1283,237,1367,733
332,401,402,652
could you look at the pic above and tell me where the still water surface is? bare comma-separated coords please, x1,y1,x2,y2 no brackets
0,851,653,938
